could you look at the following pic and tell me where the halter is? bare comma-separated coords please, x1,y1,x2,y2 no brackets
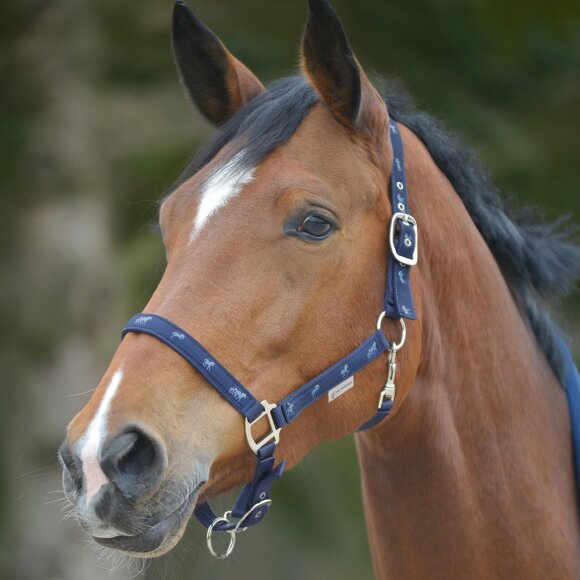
121,121,418,558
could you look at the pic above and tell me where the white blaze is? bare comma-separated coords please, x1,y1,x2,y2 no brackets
191,152,255,241
79,368,123,504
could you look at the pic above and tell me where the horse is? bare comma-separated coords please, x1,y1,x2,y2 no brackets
59,0,580,577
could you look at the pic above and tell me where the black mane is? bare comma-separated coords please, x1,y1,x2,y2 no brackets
180,75,579,383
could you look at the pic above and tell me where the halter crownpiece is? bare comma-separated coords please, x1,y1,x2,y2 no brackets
121,120,418,558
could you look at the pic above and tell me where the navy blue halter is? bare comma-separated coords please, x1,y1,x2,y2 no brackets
122,120,418,557
122,122,417,558
122,121,415,556
120,119,580,559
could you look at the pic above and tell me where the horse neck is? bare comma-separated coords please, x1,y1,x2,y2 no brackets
356,126,580,579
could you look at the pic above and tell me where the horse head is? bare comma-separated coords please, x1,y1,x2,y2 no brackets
59,0,419,557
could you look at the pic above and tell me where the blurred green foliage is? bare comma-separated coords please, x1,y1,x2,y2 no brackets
0,0,578,578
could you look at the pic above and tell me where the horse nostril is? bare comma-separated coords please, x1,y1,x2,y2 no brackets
99,428,166,499
59,441,83,495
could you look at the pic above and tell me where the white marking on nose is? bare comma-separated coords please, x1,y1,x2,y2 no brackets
79,368,123,504
190,151,255,241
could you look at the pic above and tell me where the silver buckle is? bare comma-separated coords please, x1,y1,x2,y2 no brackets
389,212,418,266
245,400,281,454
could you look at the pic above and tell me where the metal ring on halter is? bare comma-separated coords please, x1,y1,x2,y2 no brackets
207,515,236,559
376,313,406,350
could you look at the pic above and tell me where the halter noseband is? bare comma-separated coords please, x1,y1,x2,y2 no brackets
121,121,418,558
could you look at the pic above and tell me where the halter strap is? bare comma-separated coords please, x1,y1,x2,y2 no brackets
121,315,264,420
385,121,417,320
121,314,392,537
121,120,418,557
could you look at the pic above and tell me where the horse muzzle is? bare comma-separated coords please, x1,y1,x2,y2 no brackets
59,427,209,555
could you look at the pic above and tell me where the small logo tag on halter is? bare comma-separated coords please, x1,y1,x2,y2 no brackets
328,376,354,402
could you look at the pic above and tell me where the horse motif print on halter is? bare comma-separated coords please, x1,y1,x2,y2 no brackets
203,359,216,371
228,387,247,402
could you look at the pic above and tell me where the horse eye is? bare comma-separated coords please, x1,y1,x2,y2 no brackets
298,215,334,239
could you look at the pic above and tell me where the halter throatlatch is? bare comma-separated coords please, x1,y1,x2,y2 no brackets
121,121,418,558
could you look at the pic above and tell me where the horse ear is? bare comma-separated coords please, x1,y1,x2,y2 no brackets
301,0,386,133
172,1,265,126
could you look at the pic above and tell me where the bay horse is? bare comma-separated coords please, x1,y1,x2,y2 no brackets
60,0,580,577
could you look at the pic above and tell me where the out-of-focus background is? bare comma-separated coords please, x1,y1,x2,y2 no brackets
1,0,578,578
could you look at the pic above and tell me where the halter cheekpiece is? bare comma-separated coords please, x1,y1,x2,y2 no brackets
122,121,418,558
